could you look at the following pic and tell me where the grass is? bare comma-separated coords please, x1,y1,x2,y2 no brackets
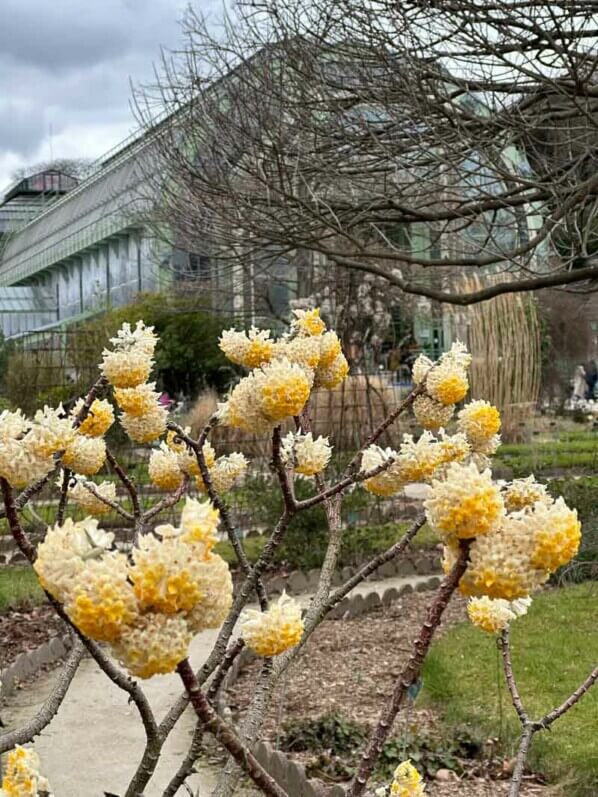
494,432,598,476
422,583,598,795
0,566,45,613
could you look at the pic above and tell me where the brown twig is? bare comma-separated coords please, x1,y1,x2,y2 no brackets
176,658,289,797
56,468,72,526
346,539,472,797
106,447,143,533
499,628,528,724
207,638,246,704
143,475,189,521
80,480,134,521
0,478,37,561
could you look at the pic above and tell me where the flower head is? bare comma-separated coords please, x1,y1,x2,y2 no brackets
65,552,138,642
219,327,274,368
313,352,349,389
111,613,191,679
426,360,469,405
281,432,332,476
101,321,155,387
148,443,185,490
240,592,304,657
503,476,552,513
179,496,220,549
319,331,342,366
34,517,114,601
530,497,581,572
114,382,161,416
72,399,114,438
67,477,117,516
425,462,504,539
361,445,402,497
457,400,501,446
389,760,425,796
461,513,548,600
184,553,233,633
292,307,326,337
28,405,77,457
62,435,106,475
467,596,516,633
197,452,248,494
412,395,454,431
273,336,321,373
1,746,51,797
120,404,168,443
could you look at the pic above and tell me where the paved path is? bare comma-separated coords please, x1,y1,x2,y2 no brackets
2,574,432,797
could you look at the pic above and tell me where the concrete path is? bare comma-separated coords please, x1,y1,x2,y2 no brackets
2,574,431,797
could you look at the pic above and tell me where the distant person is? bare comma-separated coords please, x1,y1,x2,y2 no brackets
585,359,598,399
158,391,173,409
573,364,586,401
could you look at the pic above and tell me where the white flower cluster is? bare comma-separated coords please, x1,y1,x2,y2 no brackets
281,431,332,477
34,497,233,678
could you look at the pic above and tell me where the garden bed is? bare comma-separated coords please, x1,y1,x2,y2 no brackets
225,591,553,795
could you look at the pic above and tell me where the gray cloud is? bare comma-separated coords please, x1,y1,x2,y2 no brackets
0,0,202,189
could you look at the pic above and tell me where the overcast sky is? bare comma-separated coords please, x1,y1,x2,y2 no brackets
0,0,215,193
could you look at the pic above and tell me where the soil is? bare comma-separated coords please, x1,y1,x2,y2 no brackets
0,604,66,669
226,591,556,796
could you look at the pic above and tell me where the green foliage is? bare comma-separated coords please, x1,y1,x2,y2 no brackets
0,566,44,613
423,584,598,796
495,433,598,477
281,713,366,755
279,713,480,782
0,294,234,414
377,727,481,780
77,293,234,396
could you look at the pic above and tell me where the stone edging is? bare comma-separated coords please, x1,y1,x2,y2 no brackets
222,574,442,797
238,550,441,598
0,634,72,700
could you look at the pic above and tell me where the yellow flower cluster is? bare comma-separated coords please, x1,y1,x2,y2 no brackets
292,307,326,336
503,475,551,513
0,409,56,488
219,327,274,368
226,358,311,432
219,309,349,432
361,431,470,497
196,452,248,494
375,760,425,797
281,431,332,476
61,435,106,475
467,595,531,634
34,497,232,678
71,398,114,438
0,746,51,797
99,321,167,443
240,592,304,657
412,395,454,431
148,443,186,490
413,342,471,406
425,462,504,540
66,475,117,516
100,320,157,387
460,496,581,604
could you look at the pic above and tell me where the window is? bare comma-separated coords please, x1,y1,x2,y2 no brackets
188,253,211,280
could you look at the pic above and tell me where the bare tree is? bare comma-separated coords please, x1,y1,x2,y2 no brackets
133,0,598,310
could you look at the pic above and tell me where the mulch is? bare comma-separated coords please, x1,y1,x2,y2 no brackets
0,604,66,670
226,591,557,796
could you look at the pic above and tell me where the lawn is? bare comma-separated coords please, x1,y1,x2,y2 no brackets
0,566,45,613
422,583,598,795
